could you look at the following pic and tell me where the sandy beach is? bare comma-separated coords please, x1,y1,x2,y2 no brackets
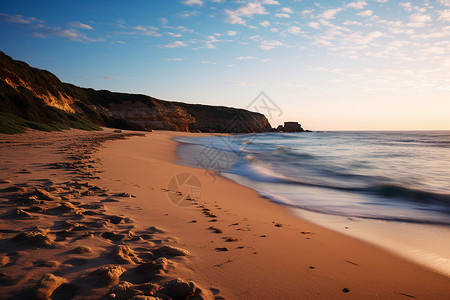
1,129,449,300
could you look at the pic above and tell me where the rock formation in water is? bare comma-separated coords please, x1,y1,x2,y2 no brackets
276,122,305,132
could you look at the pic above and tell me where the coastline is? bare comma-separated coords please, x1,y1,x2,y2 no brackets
98,130,450,299
0,129,449,299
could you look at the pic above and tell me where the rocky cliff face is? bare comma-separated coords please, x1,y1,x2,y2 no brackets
0,51,272,133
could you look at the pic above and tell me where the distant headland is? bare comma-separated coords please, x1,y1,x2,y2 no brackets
0,51,309,134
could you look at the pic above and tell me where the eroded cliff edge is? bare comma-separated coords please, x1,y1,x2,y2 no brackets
0,51,271,133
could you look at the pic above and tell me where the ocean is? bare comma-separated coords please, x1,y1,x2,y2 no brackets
174,131,450,275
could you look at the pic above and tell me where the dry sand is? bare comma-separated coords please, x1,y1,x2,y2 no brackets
0,129,449,299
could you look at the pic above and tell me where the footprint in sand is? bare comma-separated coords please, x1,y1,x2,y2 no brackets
208,226,222,234
215,247,228,252
223,237,238,242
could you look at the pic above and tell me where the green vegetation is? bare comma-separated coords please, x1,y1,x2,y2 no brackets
0,111,101,134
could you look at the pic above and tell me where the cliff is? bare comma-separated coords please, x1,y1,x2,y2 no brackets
0,51,272,133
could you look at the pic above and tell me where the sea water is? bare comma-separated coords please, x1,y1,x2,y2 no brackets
174,131,450,276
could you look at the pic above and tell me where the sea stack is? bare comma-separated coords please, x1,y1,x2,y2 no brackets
277,122,305,132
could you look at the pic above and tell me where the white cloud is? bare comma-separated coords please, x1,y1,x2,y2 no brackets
225,13,245,25
260,40,283,50
281,7,294,13
200,60,216,64
270,28,279,32
204,35,225,49
101,76,120,80
69,21,93,30
438,9,450,21
346,1,367,9
164,41,187,48
235,56,254,60
182,0,203,5
275,13,290,18
410,14,431,22
343,20,362,25
0,13,105,42
179,10,200,17
260,20,270,27
357,10,373,17
0,13,41,24
407,22,426,28
357,31,383,44
438,0,450,6
121,26,162,37
262,0,280,4
400,2,413,12
320,8,342,19
167,32,183,37
167,58,183,61
287,26,301,35
313,39,334,47
423,47,446,54
227,30,237,36
307,22,320,29
225,3,267,25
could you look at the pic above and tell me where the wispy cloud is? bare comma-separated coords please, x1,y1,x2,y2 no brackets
101,75,120,80
287,26,301,35
275,13,290,18
260,20,270,27
166,58,184,61
0,13,41,24
167,32,183,38
179,10,200,17
308,22,320,29
281,7,294,14
164,41,187,48
235,56,254,60
0,13,104,42
118,23,162,37
260,40,283,50
438,9,450,21
357,10,373,17
225,2,268,25
69,21,93,30
346,1,367,10
320,8,343,20
182,0,203,6
262,0,279,5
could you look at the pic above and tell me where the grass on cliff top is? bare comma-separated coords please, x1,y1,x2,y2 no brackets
0,112,101,134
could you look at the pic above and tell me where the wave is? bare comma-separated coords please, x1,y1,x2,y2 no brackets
275,146,316,159
176,132,450,226
268,197,450,225
230,160,450,210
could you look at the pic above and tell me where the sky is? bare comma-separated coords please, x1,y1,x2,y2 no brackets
0,0,449,130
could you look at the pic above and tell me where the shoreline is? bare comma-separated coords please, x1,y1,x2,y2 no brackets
175,133,450,278
220,173,450,279
0,129,449,299
97,130,450,299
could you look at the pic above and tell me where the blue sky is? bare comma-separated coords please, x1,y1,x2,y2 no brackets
0,0,449,130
